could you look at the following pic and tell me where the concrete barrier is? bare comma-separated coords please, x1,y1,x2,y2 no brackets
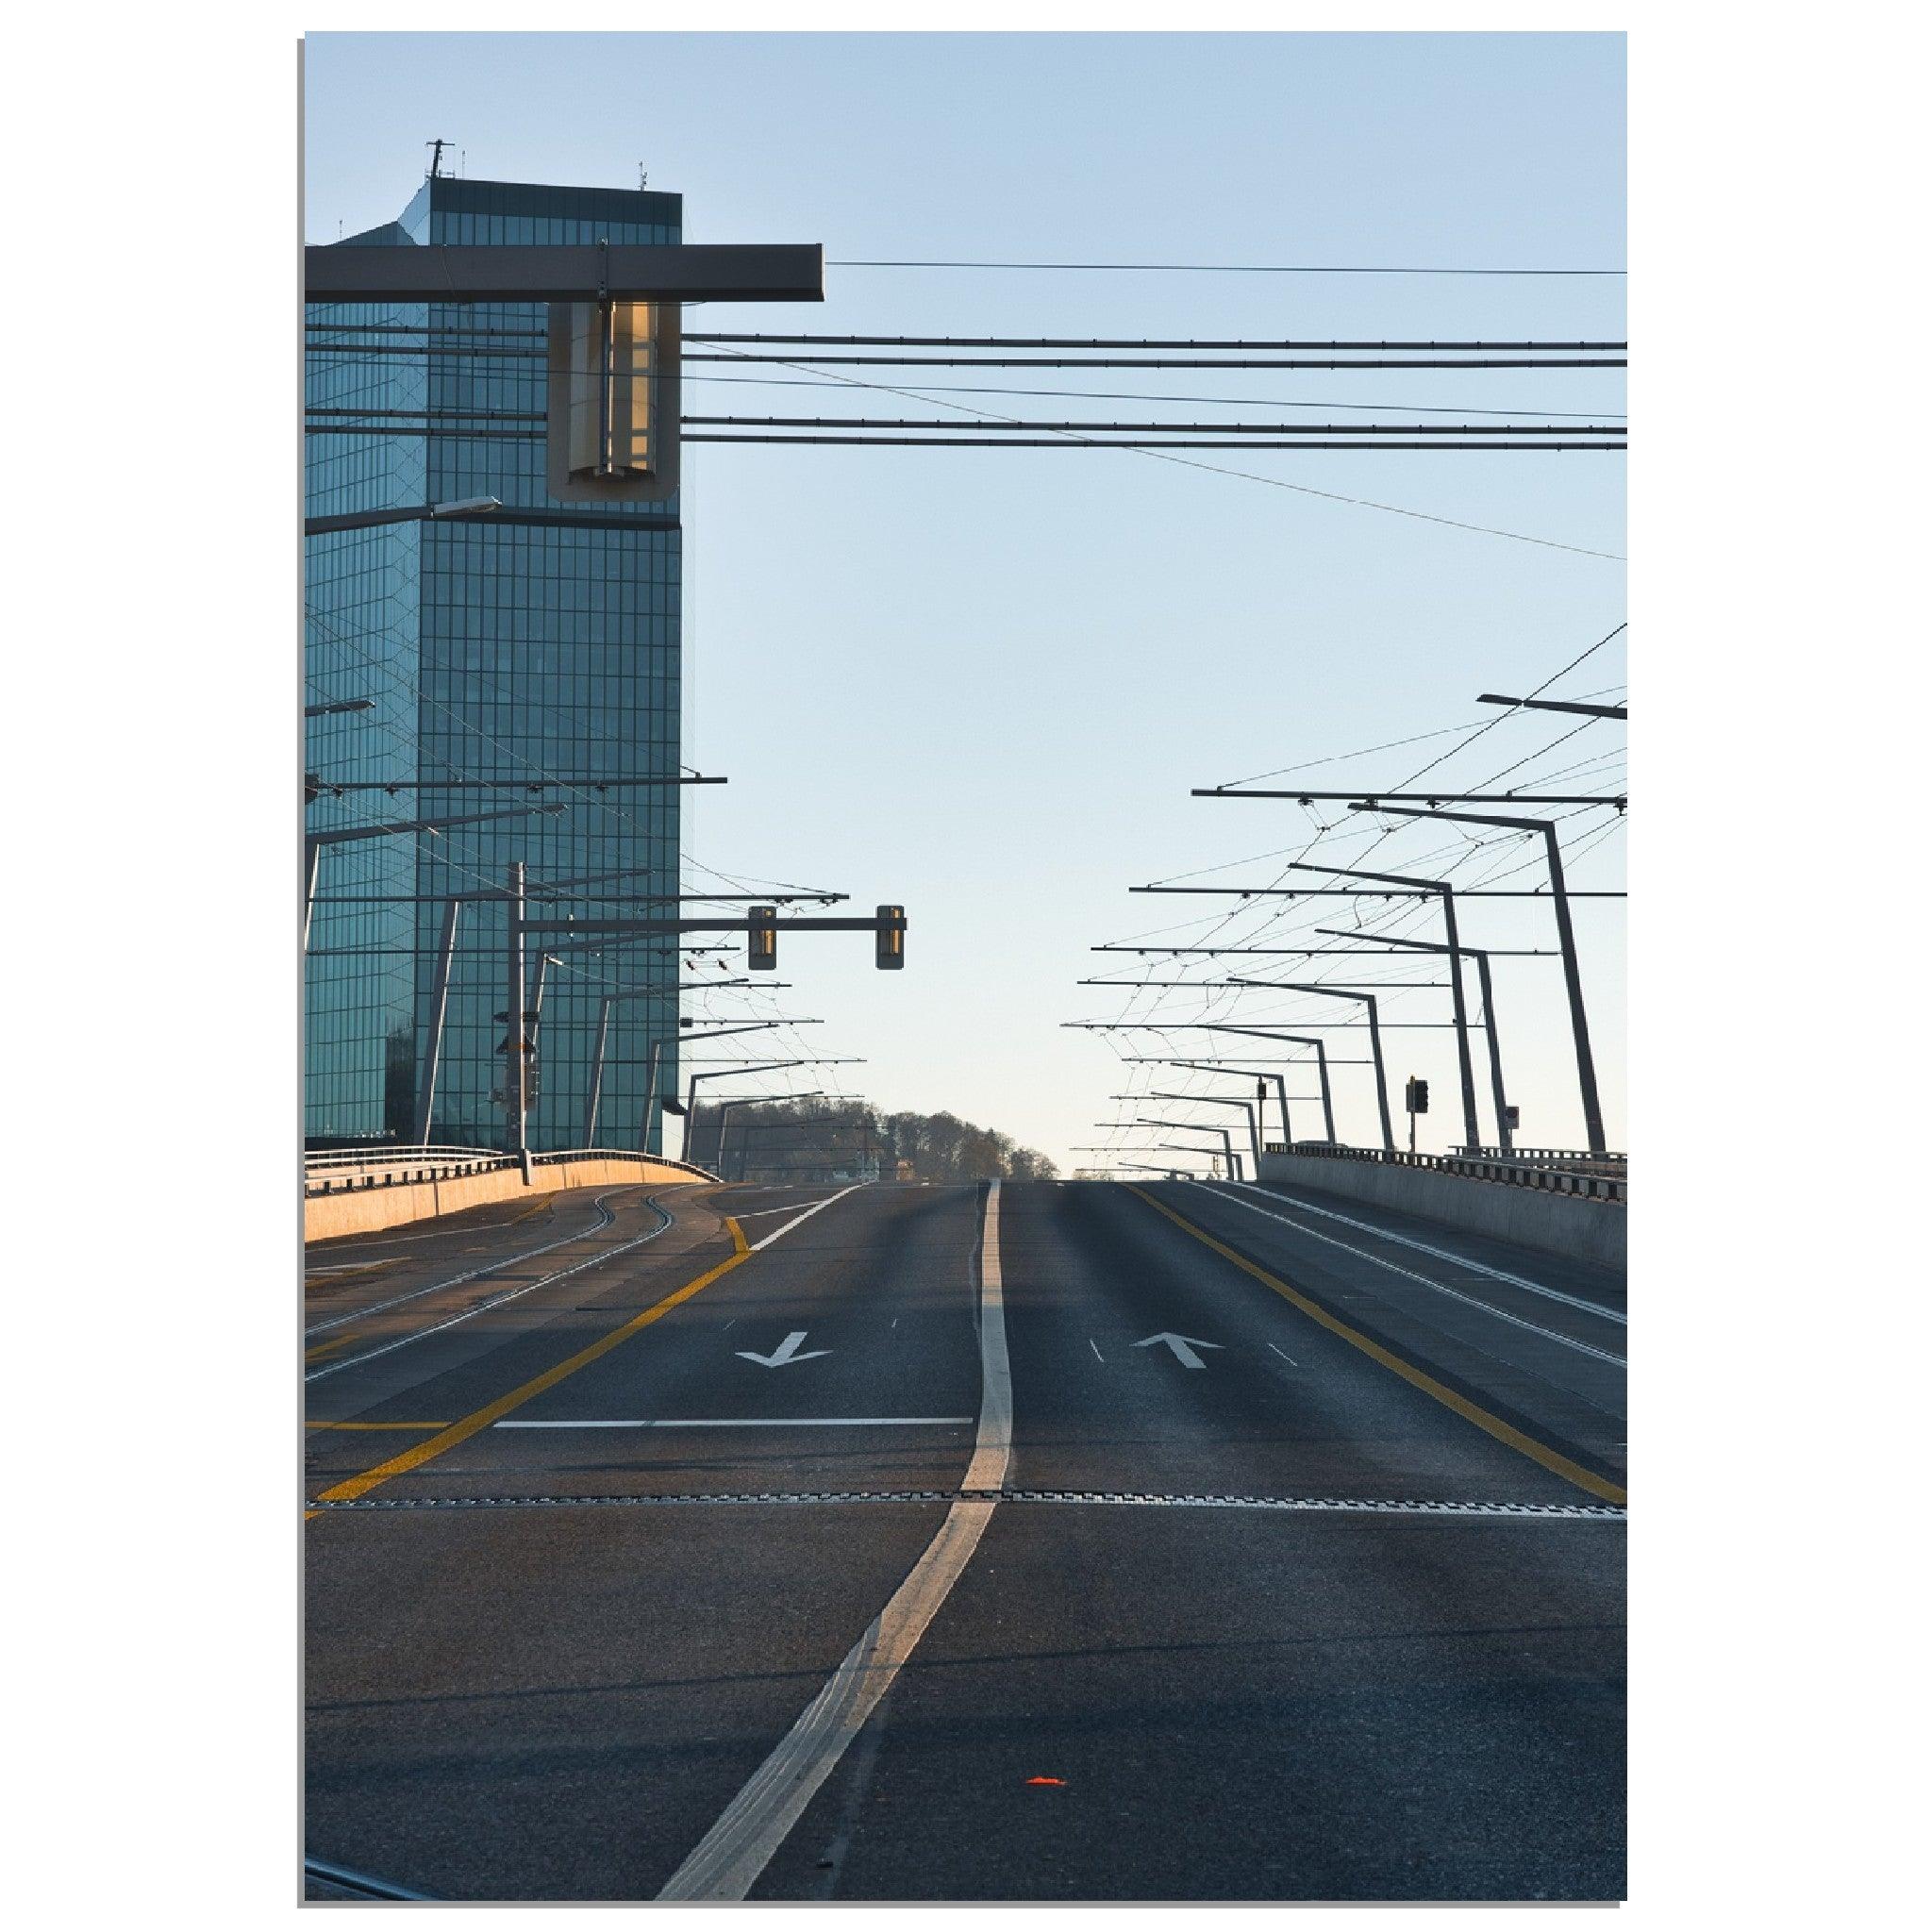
305,1154,715,1243
1256,1150,1625,1273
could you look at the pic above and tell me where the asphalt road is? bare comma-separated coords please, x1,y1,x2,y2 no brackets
305,1175,1625,1902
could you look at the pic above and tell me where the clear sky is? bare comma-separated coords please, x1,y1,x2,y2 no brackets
304,30,1626,1169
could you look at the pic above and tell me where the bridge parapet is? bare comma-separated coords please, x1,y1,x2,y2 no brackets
304,1146,720,1242
1266,1141,1625,1205
1257,1141,1624,1272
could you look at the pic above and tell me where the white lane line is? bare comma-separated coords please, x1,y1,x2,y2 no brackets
728,1199,838,1220
961,1178,1012,1492
1221,1177,1625,1325
305,1192,633,1338
1269,1343,1300,1367
1090,1339,1106,1363
1184,1181,1625,1369
494,1417,974,1429
305,1198,675,1383
657,1178,1009,1902
747,1184,866,1251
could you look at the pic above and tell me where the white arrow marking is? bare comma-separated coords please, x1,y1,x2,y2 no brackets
735,1330,832,1369
1131,1331,1224,1370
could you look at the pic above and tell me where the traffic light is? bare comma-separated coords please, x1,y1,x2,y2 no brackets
875,904,906,971
747,905,778,971
1406,1076,1430,1115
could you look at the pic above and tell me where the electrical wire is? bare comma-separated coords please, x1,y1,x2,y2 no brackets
702,344,1625,561
823,259,1626,276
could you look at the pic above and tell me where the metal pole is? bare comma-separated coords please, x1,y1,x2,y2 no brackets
585,996,613,1146
1315,927,1513,1154
506,861,528,1162
1307,1044,1336,1142
642,1038,663,1156
1471,949,1513,1154
1543,825,1607,1156
1359,996,1394,1152
303,839,321,950
413,899,460,1145
1339,805,1610,1156
1436,889,1483,1152
528,952,551,1041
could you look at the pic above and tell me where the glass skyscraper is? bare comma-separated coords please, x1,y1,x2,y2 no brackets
305,175,685,1152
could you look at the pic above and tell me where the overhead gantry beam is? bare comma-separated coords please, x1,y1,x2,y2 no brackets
305,244,825,306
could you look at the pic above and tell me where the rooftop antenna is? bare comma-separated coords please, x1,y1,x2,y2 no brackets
638,163,648,188
426,138,449,180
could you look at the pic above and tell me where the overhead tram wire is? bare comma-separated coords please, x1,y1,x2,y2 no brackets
312,346,1628,418
1089,636,1628,1036
820,259,1627,275
686,354,1624,371
306,611,841,946
681,416,1624,438
687,436,1623,453
686,333,1626,351
698,344,1626,561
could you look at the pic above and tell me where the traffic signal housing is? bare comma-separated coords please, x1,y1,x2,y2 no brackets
747,905,778,971
875,904,906,971
1406,1076,1430,1115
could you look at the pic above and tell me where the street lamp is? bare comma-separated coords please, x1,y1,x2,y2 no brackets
304,495,503,537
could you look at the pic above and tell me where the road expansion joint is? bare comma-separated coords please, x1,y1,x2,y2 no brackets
306,1488,1624,1520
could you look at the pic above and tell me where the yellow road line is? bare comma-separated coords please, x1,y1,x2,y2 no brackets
306,1421,450,1432
304,1334,359,1362
310,1217,751,1508
1126,1186,1626,1507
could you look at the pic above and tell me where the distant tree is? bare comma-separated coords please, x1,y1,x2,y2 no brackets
726,1097,1056,1184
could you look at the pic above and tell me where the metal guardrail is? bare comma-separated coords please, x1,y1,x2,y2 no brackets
304,1144,502,1171
1261,1141,1626,1205
1455,1144,1628,1177
531,1148,718,1181
303,1145,719,1197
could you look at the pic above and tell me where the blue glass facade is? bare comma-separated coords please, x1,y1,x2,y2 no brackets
305,177,684,1151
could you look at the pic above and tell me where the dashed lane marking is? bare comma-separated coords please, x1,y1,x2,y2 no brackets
1129,1186,1626,1508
